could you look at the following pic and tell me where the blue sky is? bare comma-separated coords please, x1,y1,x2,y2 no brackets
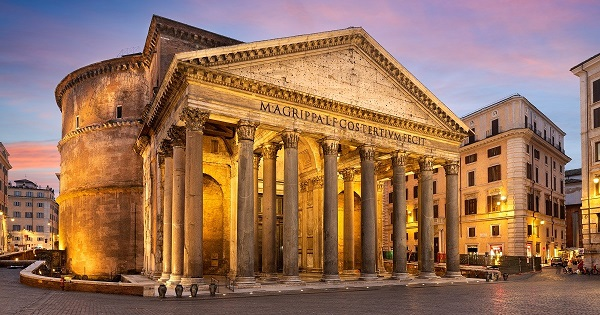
1,0,599,193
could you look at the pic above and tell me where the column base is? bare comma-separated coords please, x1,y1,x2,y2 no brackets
235,276,261,288
166,274,182,286
280,275,303,285
260,273,279,283
390,272,411,280
180,277,205,286
416,271,440,279
158,272,171,284
320,274,341,283
444,271,464,278
358,273,378,281
342,269,360,275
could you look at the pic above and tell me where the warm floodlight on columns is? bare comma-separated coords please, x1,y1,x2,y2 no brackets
322,137,341,283
281,129,302,284
443,160,462,278
359,144,377,281
390,151,410,280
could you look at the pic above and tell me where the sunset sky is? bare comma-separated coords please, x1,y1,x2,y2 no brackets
1,0,599,194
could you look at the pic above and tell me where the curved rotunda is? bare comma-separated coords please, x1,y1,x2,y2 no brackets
55,15,469,283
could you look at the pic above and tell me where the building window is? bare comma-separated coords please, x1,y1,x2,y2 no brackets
76,115,80,128
211,139,219,153
26,225,32,231
433,181,437,194
491,118,499,136
590,78,600,103
25,212,33,218
26,191,33,197
13,201,20,206
526,163,532,180
468,128,475,144
413,208,418,222
487,146,501,158
527,193,534,210
388,192,393,203
26,202,32,207
37,202,44,207
487,194,501,212
535,195,540,212
36,225,44,232
433,205,439,218
405,188,408,200
468,171,475,187
413,186,418,199
465,198,477,215
12,225,21,231
465,153,477,164
14,191,21,196
526,144,530,154
116,105,122,119
596,142,600,162
544,155,548,164
535,167,539,183
545,172,548,187
491,225,500,236
37,192,44,197
13,211,21,218
414,174,418,180
487,165,501,182
36,212,44,218
413,232,418,240
528,224,533,236
534,149,540,159
468,227,476,237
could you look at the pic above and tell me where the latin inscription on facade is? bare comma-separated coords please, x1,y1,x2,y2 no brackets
260,102,425,146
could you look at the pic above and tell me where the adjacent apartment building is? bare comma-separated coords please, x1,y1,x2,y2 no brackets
0,142,11,253
572,52,600,266
383,94,570,263
7,179,58,251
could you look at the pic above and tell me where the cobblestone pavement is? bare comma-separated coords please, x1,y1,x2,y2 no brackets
2,266,600,314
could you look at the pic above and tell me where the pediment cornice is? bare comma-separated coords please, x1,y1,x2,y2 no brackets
144,62,467,143
176,28,469,136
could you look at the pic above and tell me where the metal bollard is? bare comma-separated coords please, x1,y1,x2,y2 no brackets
190,284,198,297
175,284,183,298
209,282,218,296
158,284,167,298
502,273,509,281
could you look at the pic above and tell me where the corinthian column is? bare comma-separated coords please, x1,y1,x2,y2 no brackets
159,140,173,283
340,168,355,273
261,142,280,281
322,138,341,282
444,161,462,278
167,126,186,286
359,145,377,281
236,120,258,286
391,151,409,280
181,108,209,285
281,130,302,283
418,156,437,279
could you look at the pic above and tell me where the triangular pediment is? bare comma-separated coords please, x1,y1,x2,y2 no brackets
175,28,469,136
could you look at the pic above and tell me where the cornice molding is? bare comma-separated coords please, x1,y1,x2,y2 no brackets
55,55,145,111
57,119,143,149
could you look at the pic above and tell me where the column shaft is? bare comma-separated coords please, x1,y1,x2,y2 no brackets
359,145,377,280
418,156,437,278
444,162,461,277
253,154,262,274
322,138,340,282
341,169,355,272
261,143,279,279
168,126,186,285
236,121,257,285
159,142,173,283
282,130,301,283
391,152,409,279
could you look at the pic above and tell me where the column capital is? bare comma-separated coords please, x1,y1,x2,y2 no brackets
444,161,460,175
418,156,434,171
237,120,258,141
281,130,300,149
312,175,324,188
391,151,407,167
359,145,375,161
300,180,309,192
253,153,262,170
160,139,173,157
261,143,281,159
181,107,209,132
168,126,186,148
158,153,165,166
321,138,339,156
340,168,356,182
134,136,149,155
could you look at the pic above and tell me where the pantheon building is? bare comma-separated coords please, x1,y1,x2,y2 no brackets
55,16,469,285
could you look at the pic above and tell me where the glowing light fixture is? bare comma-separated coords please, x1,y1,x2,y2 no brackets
594,177,600,184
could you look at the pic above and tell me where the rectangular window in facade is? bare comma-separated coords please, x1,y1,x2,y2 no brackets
465,153,477,164
534,149,540,159
487,146,501,157
594,79,600,103
26,202,32,207
25,212,33,218
26,191,32,197
487,165,501,182
468,171,475,187
12,225,21,231
36,212,44,218
527,193,534,210
413,232,418,240
37,202,44,207
433,205,439,218
596,142,600,161
487,194,501,212
413,186,418,199
116,105,122,119
76,115,80,128
491,225,500,236
26,225,32,231
37,192,44,197
14,201,20,206
14,191,21,196
433,181,437,194
528,224,533,236
526,163,532,180
13,211,21,218
36,225,44,232
413,208,418,222
468,227,476,237
465,198,477,215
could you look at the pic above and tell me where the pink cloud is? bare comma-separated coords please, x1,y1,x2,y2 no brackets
4,141,60,193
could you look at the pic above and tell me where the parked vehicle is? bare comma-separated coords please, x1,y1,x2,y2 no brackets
550,257,564,267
